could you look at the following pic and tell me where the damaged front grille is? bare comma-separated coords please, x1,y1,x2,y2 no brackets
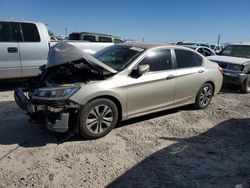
31,99,69,108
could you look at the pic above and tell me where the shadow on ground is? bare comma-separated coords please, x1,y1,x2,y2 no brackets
0,101,59,148
0,79,28,92
220,84,242,94
0,98,194,148
108,118,250,188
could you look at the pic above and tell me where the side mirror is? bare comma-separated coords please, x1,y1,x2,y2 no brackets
130,64,150,78
138,64,150,75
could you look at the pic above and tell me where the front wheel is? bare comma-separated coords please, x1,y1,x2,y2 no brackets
78,98,118,139
194,83,214,109
241,75,250,93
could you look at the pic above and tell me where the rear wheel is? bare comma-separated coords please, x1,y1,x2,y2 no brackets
78,98,118,139
241,75,250,93
194,83,214,109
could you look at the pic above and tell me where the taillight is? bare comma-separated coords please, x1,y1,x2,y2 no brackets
218,67,223,75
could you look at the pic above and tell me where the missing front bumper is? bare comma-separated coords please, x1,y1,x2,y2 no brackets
14,88,70,133
46,113,69,133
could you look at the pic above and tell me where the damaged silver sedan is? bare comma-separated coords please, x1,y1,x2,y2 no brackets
15,42,223,139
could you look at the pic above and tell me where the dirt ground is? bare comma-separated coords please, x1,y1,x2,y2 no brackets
0,83,249,188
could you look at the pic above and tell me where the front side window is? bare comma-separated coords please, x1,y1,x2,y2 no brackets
175,49,202,68
94,45,144,71
139,49,173,72
99,36,112,42
21,23,40,42
0,22,14,42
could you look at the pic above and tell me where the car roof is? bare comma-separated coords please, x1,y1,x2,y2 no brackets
119,43,200,52
182,45,213,50
180,45,198,50
0,19,43,24
119,42,176,49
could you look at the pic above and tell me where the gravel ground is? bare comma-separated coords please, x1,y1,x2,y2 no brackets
0,84,249,188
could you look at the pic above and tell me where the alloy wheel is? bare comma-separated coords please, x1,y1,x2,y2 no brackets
85,105,113,134
199,86,212,106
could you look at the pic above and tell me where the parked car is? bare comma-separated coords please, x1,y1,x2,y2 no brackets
208,44,250,93
14,42,223,139
68,32,124,44
183,45,216,57
211,44,224,54
0,20,113,80
177,42,212,49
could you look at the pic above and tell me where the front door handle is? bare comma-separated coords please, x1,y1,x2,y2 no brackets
7,47,18,53
166,74,175,80
198,69,204,73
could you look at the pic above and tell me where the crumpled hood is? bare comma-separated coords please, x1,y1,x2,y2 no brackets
208,55,250,65
46,41,117,74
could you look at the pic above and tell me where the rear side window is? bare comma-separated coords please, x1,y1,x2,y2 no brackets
139,49,173,72
83,35,96,42
99,36,112,42
0,22,14,42
21,23,40,42
175,49,202,68
195,53,203,65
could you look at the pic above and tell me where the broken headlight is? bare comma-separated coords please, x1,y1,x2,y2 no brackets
33,87,80,99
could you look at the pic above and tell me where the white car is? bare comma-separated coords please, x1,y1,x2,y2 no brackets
183,45,216,57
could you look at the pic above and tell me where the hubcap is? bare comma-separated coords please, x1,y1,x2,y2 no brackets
199,86,212,106
86,105,113,134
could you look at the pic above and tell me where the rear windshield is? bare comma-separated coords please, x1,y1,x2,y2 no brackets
94,45,144,71
69,33,80,40
220,45,250,59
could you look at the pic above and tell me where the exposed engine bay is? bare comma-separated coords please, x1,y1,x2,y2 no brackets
14,42,116,134
27,59,110,91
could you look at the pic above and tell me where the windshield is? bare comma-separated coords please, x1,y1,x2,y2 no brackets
220,45,250,58
94,45,144,71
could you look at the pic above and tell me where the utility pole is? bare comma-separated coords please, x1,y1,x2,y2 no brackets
217,34,220,45
65,27,68,38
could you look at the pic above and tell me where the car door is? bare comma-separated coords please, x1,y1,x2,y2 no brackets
0,21,21,79
174,49,205,105
126,48,176,118
18,22,49,77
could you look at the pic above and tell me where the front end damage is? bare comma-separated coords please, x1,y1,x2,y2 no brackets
14,42,116,134
14,87,80,133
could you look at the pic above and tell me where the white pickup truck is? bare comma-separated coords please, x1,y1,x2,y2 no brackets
0,20,113,80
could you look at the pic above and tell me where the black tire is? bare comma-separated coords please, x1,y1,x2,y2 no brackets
194,83,214,109
241,75,250,93
78,98,118,139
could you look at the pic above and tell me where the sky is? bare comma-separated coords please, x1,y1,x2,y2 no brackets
1,0,250,44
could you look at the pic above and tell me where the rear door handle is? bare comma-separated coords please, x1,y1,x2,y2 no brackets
7,47,18,53
166,74,175,80
198,69,204,73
